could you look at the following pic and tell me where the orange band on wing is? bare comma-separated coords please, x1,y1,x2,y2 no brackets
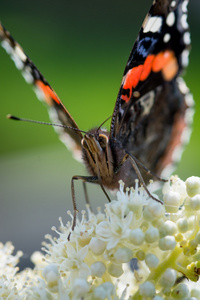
36,80,60,106
123,65,143,91
152,50,172,72
140,54,155,81
162,55,179,81
121,65,143,102
121,50,178,103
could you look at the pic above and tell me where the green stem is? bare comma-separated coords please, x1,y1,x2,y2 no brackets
176,265,198,282
132,246,183,300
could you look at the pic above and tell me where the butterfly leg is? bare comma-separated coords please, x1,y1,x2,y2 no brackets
115,152,163,205
82,181,90,206
71,174,111,233
128,154,168,183
82,180,110,213
82,180,106,213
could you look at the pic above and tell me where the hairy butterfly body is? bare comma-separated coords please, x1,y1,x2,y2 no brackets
0,0,194,228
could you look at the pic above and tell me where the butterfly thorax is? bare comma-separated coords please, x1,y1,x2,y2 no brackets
81,129,129,189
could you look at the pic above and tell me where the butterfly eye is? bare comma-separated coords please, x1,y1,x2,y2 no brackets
81,137,88,149
98,134,108,149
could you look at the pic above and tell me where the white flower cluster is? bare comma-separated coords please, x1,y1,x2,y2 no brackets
1,176,200,299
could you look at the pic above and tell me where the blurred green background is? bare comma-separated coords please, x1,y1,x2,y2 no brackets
0,0,200,268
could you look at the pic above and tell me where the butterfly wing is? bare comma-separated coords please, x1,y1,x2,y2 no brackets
110,0,194,178
0,23,83,161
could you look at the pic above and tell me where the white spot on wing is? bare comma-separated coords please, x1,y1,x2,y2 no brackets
178,77,194,145
49,108,83,162
177,77,189,94
143,16,162,33
185,93,195,108
22,68,34,83
171,1,176,8
182,0,188,13
181,49,189,67
2,40,25,70
1,40,13,55
11,52,24,69
161,77,194,179
163,33,171,43
15,45,27,62
183,32,190,45
171,144,184,163
161,164,174,178
181,14,189,29
34,86,46,102
166,11,175,27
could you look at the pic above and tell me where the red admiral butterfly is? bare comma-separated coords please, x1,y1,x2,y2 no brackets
0,0,194,229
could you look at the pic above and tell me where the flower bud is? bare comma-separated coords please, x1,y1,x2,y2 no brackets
139,281,155,297
93,282,114,299
164,191,181,213
42,264,59,292
177,218,188,233
190,195,200,211
73,278,89,298
136,250,145,261
93,286,106,300
145,253,159,269
159,220,177,237
129,228,144,245
145,227,159,243
89,237,106,255
185,176,200,197
171,283,189,298
143,201,164,221
114,247,133,263
159,268,177,288
91,261,106,277
159,236,176,250
108,263,123,277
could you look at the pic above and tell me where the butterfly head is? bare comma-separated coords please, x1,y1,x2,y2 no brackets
81,130,109,156
81,129,113,181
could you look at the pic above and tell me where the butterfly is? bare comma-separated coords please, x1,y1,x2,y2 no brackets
0,0,194,230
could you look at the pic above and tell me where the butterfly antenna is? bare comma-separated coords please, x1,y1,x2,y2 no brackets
96,115,112,132
7,114,88,134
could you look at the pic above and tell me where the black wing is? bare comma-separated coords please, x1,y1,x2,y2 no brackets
0,23,83,161
110,0,193,177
